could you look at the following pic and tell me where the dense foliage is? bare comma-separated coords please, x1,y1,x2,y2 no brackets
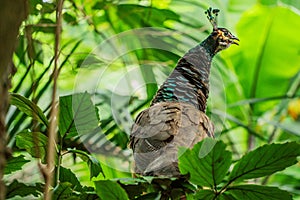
4,0,300,199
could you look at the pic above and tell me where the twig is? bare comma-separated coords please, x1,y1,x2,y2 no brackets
43,0,64,199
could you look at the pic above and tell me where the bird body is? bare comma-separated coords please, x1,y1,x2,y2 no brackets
130,102,214,176
130,8,238,177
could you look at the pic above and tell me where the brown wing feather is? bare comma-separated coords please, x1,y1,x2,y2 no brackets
129,102,214,177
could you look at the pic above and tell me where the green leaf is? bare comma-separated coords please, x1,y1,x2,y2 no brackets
226,185,292,200
260,0,300,10
118,178,149,199
52,182,74,200
217,193,237,200
59,166,82,192
33,18,55,33
135,192,161,200
229,142,300,182
229,5,300,113
88,156,103,179
94,180,129,200
79,186,98,200
63,13,78,25
59,92,99,138
92,1,105,10
32,39,44,64
9,93,49,127
6,180,43,198
67,149,104,179
194,190,215,200
16,131,48,162
4,155,30,174
178,138,232,187
41,2,55,14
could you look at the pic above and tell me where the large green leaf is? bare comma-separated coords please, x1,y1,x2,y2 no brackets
228,4,300,113
194,190,215,200
59,166,82,191
59,92,99,138
15,131,48,162
116,4,180,29
9,93,49,127
229,142,300,182
94,180,129,200
4,155,30,174
117,178,149,199
67,149,103,179
194,191,236,200
52,182,74,200
178,138,232,187
217,193,236,200
79,186,99,200
260,0,300,10
226,185,292,200
6,180,43,198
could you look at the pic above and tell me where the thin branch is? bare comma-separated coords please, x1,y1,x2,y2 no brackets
43,0,64,199
212,110,267,141
228,94,298,108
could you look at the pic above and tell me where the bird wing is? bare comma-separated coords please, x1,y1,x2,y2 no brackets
129,102,214,176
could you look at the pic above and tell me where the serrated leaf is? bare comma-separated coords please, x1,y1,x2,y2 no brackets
10,93,48,127
4,155,30,174
229,142,300,182
79,186,98,200
178,138,232,187
52,182,74,200
116,178,150,199
94,180,129,200
59,166,82,192
59,92,99,138
67,149,104,179
226,185,292,200
6,180,43,198
16,131,48,162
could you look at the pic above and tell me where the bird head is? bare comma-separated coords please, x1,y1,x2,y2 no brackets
205,7,239,53
212,27,239,52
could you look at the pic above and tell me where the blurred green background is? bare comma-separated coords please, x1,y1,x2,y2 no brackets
5,0,300,198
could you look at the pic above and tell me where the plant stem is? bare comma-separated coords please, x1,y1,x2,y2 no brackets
56,141,63,186
43,0,63,199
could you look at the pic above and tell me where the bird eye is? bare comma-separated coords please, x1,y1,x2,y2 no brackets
223,31,229,36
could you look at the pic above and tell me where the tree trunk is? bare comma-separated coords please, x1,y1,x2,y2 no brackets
0,1,28,199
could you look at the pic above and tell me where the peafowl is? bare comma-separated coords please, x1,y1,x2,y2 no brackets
129,8,239,177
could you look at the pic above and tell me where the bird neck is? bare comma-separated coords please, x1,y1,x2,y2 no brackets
151,36,216,112
200,34,218,57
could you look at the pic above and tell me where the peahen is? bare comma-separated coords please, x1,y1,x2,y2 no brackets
129,8,239,177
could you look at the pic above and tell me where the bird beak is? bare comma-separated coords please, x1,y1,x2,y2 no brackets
230,35,239,45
